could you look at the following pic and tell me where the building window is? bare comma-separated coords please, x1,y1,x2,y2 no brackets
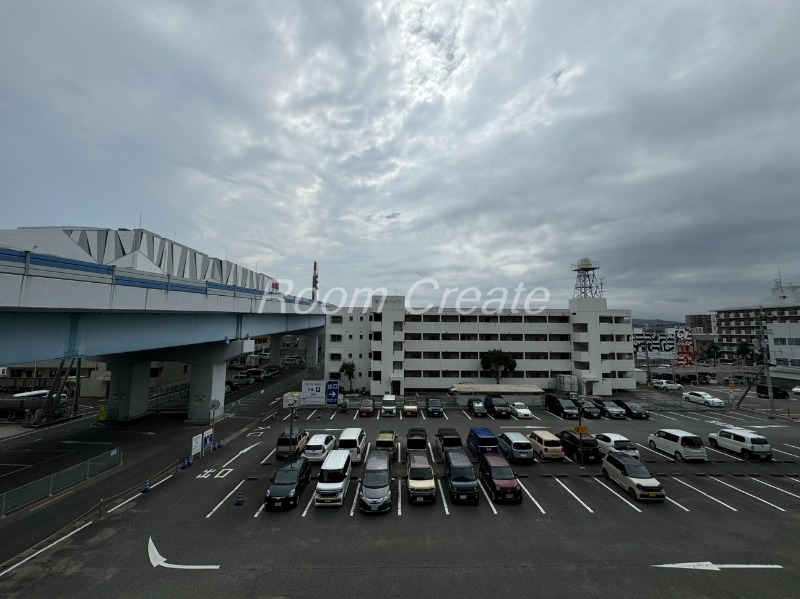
423,352,440,359
405,314,422,322
394,321,403,331
423,370,441,377
393,361,403,371
349,316,353,321
330,334,342,342
393,341,403,351
373,351,382,361
422,333,440,341
329,372,341,380
372,371,382,382
405,370,422,377
331,316,343,324
373,331,383,341
330,353,342,361
349,334,353,340
423,315,440,322
406,352,422,359
405,333,421,340
348,353,353,359
499,315,522,323
373,313,383,322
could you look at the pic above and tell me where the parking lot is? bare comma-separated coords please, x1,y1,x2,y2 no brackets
2,396,800,598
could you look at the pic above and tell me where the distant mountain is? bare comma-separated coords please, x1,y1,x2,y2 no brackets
632,318,684,328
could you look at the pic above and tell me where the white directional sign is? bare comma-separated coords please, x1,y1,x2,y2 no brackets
301,380,326,407
148,537,219,570
653,562,782,571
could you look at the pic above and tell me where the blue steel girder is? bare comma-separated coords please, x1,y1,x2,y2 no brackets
0,311,325,365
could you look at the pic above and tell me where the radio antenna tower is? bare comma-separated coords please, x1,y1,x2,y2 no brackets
572,257,603,298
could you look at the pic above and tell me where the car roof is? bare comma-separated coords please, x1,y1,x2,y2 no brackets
407,427,427,437
608,453,644,465
339,427,364,439
482,453,511,467
279,456,308,470
309,433,332,443
408,452,431,467
469,426,496,438
444,448,472,466
654,428,701,436
597,433,629,441
718,427,760,435
502,431,530,442
437,427,460,437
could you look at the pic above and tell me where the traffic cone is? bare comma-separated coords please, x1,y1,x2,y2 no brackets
142,479,151,494
182,457,190,469
235,492,244,506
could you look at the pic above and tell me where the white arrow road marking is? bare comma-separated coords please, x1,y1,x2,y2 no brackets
653,561,782,571
222,442,261,468
148,537,220,570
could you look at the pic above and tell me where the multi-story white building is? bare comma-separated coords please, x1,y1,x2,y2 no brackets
326,293,636,397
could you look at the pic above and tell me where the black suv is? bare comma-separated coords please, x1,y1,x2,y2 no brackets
484,395,511,418
556,430,601,463
545,394,579,419
467,398,488,417
572,399,601,419
264,456,312,509
425,397,445,417
613,399,649,419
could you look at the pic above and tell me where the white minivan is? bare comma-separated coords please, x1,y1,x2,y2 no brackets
337,428,367,464
647,429,707,461
314,449,352,507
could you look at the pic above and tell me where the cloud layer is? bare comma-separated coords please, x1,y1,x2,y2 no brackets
2,1,798,319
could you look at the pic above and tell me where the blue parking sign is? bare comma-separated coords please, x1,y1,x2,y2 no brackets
326,381,340,406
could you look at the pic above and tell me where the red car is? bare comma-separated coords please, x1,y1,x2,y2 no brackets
478,453,522,503
358,399,374,417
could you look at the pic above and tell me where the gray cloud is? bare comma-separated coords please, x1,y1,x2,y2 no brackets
1,0,798,320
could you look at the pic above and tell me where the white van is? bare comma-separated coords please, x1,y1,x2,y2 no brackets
337,428,367,464
647,429,707,461
314,449,352,507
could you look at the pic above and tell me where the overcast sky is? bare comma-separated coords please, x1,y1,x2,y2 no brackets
2,1,798,320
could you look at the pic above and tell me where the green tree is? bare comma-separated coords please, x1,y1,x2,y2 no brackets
736,341,755,363
480,349,517,384
704,342,721,364
339,361,356,392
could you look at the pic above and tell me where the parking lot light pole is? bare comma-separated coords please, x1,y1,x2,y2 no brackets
288,398,296,458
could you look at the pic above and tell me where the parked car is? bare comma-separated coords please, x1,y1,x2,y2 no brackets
435,428,462,456
407,451,436,504
358,450,393,514
276,428,310,460
466,398,487,417
225,378,237,393
303,433,336,463
591,399,626,419
509,402,532,419
572,399,601,419
243,368,265,382
653,380,683,391
264,366,281,378
380,395,397,416
264,456,312,509
230,373,255,387
793,385,800,395
545,394,579,419
484,395,511,418
478,453,521,503
358,399,375,417
405,427,428,460
497,432,534,463
602,453,665,501
647,429,707,461
443,449,479,505
708,428,772,460
612,399,649,419
402,399,418,417
556,430,601,463
683,391,725,407
375,430,398,463
593,433,640,459
425,397,445,417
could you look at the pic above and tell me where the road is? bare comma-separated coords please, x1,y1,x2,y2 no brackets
1,395,799,598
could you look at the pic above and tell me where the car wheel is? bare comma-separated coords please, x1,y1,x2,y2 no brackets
539,450,545,461
710,438,718,448
602,468,609,479
628,488,637,501
674,451,683,461
704,401,711,407
649,440,656,450
742,449,752,460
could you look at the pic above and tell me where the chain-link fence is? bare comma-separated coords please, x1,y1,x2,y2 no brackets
0,447,122,516
223,368,312,415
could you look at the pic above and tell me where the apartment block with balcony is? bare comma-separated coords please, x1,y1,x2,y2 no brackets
325,310,372,393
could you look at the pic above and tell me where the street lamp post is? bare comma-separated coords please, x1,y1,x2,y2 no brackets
288,398,296,458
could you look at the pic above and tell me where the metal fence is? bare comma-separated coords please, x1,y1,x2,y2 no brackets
0,447,123,516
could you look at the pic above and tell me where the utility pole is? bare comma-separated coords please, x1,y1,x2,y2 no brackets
760,307,775,419
643,324,653,386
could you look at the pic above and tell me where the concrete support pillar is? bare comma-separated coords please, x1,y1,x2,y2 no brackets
269,335,283,367
188,361,227,424
305,327,324,369
107,362,151,420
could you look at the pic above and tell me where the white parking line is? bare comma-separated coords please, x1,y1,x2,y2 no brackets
666,496,690,512
260,448,276,465
329,411,336,420
708,477,786,512
301,495,314,517
353,411,358,420
773,448,800,459
670,477,737,511
554,478,593,513
437,479,450,515
650,413,677,420
306,410,317,420
283,413,291,421
783,443,800,451
420,412,426,420
487,414,495,420
706,447,743,461
750,477,800,500
546,412,564,421
253,502,266,518
399,411,403,420
397,478,403,516
205,479,247,518
443,412,449,420
427,442,436,463
349,483,360,516
478,481,498,515
669,411,703,421
529,413,541,421
593,478,641,512
517,479,545,514
376,412,380,420
462,410,472,420
636,443,676,462
0,520,94,578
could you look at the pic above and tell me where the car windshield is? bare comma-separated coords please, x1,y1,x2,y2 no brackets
428,399,441,406
629,403,643,410
383,399,395,406
409,467,433,480
472,401,484,409
319,470,345,483
491,466,515,480
338,439,356,449
276,437,295,446
273,470,299,484
450,466,475,482
513,403,526,409
494,399,508,407
362,470,390,488
683,436,704,447
361,400,373,407
626,463,652,478
581,401,595,408
405,400,416,406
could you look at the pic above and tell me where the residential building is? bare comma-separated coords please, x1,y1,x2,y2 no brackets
685,314,713,334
